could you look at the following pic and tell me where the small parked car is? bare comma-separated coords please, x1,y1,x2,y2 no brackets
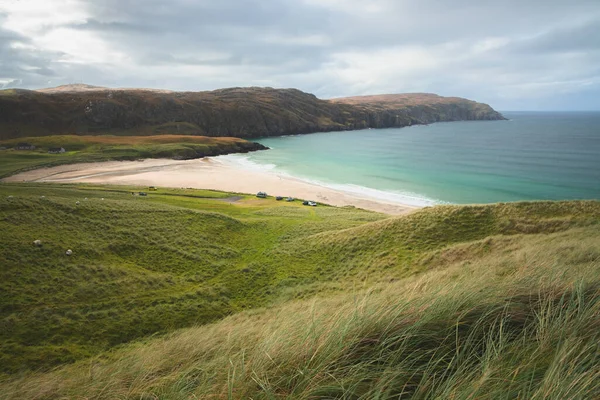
256,192,267,198
276,196,283,201
138,192,147,196
286,197,294,202
308,201,317,207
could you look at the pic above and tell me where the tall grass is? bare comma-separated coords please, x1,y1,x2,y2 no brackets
0,183,598,375
0,183,384,373
1,221,599,399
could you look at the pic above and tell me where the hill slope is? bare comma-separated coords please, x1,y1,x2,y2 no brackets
0,183,597,376
0,86,505,140
0,186,598,398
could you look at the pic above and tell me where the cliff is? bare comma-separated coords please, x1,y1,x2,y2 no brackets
0,85,505,140
332,93,506,124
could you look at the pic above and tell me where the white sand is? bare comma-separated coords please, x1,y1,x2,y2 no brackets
4,158,419,215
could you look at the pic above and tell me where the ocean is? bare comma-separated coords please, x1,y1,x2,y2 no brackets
219,112,600,206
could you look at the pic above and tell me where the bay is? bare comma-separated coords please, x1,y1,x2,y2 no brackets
222,112,600,205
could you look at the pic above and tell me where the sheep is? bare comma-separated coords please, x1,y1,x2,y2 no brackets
66,249,73,256
33,240,42,247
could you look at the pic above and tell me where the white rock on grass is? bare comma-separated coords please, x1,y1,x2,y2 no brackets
33,240,42,247
76,201,80,205
66,249,73,256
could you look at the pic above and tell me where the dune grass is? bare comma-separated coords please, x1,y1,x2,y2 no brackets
0,182,598,379
0,134,264,178
1,221,598,399
0,183,384,373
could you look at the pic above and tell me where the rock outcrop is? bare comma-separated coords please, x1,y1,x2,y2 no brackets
0,86,505,140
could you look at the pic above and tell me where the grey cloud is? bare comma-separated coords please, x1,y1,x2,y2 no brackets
66,1,334,73
511,19,600,54
84,0,329,31
1,1,600,109
73,0,600,71
66,18,157,34
0,15,59,87
0,13,119,89
137,52,245,67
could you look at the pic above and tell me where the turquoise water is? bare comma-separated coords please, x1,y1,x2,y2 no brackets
221,112,600,205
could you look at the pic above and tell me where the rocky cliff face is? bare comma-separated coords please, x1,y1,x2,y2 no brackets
0,86,505,140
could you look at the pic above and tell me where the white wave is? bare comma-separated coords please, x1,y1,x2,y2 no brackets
325,183,443,207
297,179,443,207
214,154,443,207
213,154,278,173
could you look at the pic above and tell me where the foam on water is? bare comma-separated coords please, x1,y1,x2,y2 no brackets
214,154,278,173
215,154,441,207
320,183,443,207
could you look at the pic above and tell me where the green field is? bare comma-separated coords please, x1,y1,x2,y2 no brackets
0,180,599,398
0,134,265,178
0,183,387,373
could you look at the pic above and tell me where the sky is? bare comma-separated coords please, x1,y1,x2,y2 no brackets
0,0,599,110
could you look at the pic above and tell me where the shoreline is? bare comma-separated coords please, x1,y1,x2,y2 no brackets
3,158,420,215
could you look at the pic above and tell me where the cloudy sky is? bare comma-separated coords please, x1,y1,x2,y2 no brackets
1,0,599,110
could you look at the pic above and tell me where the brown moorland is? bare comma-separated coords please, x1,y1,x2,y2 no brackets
0,85,505,140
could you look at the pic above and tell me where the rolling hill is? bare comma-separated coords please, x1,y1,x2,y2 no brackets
0,183,598,398
0,182,597,376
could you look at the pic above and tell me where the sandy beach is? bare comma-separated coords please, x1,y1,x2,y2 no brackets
4,158,419,215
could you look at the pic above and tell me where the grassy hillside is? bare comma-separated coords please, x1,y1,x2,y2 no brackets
0,135,266,178
0,182,598,380
0,191,598,398
0,183,385,373
0,86,505,140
